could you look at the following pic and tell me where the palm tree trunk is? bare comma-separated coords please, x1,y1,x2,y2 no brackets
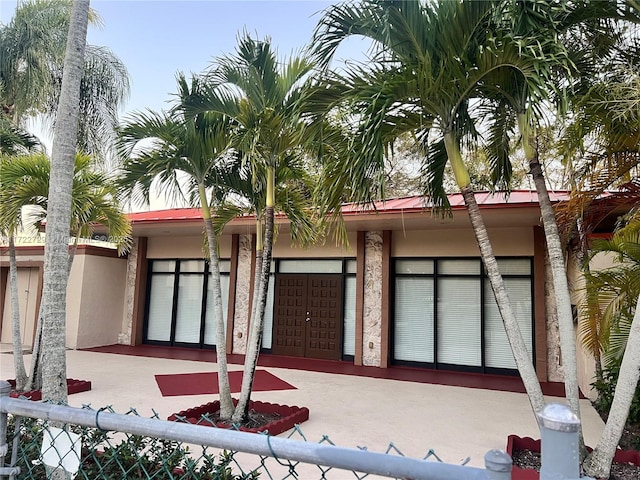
26,238,78,392
583,294,640,479
25,312,43,391
199,184,234,420
233,167,275,423
9,235,28,391
40,0,90,404
462,186,546,415
444,132,545,416
521,116,583,431
529,157,583,414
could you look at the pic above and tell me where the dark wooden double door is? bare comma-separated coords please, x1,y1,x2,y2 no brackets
271,274,343,360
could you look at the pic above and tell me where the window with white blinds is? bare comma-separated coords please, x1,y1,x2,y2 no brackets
146,275,175,342
394,277,434,362
203,274,230,345
437,278,482,366
343,276,357,356
145,259,230,346
393,257,533,372
484,278,533,369
261,275,276,349
174,275,204,343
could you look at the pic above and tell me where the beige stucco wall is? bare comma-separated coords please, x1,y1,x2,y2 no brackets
392,227,534,257
272,231,357,258
146,235,232,259
69,254,128,349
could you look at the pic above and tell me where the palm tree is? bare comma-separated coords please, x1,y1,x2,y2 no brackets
117,74,238,420
1,0,129,160
185,34,321,423
470,1,623,447
0,116,42,155
580,211,640,473
581,213,640,367
579,214,640,477
39,0,90,404
0,152,131,391
312,0,546,416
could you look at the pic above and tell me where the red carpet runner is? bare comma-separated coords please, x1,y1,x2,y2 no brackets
155,369,296,397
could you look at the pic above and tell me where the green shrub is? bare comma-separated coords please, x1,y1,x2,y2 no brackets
3,416,258,479
592,360,640,426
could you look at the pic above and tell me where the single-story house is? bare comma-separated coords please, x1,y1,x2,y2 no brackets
0,189,632,397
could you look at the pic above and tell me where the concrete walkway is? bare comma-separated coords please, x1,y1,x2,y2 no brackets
0,349,604,470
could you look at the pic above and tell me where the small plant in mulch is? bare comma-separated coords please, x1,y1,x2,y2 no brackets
206,409,282,430
511,447,639,480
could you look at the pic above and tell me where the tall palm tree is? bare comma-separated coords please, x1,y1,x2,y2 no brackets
0,0,129,160
312,0,546,416
117,74,238,420
186,34,320,423
39,0,90,404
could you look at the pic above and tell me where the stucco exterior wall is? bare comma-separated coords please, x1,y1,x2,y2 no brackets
392,227,534,257
362,231,383,366
146,235,232,259
271,231,357,258
65,255,85,349
232,234,253,354
72,254,128,349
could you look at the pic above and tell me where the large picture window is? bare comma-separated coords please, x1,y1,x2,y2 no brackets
393,258,534,374
145,259,230,347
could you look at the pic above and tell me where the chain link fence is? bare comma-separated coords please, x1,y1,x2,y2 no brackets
0,381,513,480
0,381,587,480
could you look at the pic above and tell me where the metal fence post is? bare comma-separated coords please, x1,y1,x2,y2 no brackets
537,403,581,480
0,379,21,479
0,380,9,458
484,449,512,480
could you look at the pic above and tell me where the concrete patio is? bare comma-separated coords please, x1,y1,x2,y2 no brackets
0,347,605,471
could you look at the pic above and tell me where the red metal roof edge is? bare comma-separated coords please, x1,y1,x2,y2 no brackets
127,190,572,224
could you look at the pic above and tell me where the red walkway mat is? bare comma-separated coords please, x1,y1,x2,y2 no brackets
155,369,296,397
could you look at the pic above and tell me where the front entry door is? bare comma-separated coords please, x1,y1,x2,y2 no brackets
272,274,343,360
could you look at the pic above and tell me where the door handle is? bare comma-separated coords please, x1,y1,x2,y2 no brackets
305,311,310,322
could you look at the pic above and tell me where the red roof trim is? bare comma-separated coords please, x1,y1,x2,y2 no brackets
128,190,572,224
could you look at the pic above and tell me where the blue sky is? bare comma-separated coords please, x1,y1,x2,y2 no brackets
1,0,367,117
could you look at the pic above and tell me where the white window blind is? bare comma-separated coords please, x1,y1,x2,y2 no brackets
439,259,480,275
146,275,174,342
174,275,204,343
484,278,533,369
437,278,481,366
278,259,342,273
151,260,175,273
394,277,434,363
203,274,230,345
261,275,276,349
343,276,357,356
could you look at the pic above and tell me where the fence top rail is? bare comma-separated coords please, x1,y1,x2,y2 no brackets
0,392,495,480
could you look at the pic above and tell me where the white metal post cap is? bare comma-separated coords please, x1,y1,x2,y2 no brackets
537,403,580,432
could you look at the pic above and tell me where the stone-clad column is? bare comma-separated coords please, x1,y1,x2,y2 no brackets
232,234,253,354
362,231,383,366
119,237,139,345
